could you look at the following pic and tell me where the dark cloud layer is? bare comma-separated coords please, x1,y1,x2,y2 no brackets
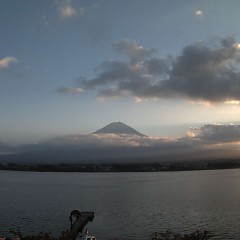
1,124,240,164
60,37,240,102
189,124,240,142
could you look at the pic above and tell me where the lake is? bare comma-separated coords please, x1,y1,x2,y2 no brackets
1,169,240,239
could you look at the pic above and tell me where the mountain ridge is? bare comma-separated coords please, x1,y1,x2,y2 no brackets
92,122,146,137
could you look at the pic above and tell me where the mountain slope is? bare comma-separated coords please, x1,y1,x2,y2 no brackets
92,122,146,137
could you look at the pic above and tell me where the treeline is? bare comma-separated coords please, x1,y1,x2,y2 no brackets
5,229,213,240
1,160,240,172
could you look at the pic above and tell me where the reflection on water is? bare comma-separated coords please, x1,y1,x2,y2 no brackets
1,169,240,239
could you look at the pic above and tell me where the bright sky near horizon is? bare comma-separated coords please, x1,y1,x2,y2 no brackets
1,0,240,144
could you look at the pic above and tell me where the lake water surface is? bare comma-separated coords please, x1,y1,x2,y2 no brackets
1,169,240,239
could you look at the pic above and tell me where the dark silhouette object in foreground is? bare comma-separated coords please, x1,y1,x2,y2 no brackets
67,210,94,240
6,210,94,240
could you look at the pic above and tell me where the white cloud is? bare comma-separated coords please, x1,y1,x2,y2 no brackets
195,10,203,16
134,96,143,103
0,57,18,69
57,0,85,19
47,133,149,147
224,100,240,105
60,5,76,18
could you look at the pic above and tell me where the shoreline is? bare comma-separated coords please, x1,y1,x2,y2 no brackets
1,160,240,173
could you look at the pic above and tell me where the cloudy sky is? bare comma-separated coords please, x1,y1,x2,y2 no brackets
1,0,240,149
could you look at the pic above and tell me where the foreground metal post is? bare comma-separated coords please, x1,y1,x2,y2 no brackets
67,210,94,240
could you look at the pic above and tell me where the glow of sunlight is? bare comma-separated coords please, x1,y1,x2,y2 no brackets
224,100,240,105
234,43,240,49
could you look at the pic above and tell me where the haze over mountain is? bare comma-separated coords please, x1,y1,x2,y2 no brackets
0,122,148,164
92,122,146,137
1,122,240,165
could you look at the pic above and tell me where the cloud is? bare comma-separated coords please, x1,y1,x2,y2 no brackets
28,124,240,151
56,0,84,19
60,5,76,18
46,134,148,148
187,124,240,142
61,37,240,103
58,87,84,94
113,39,155,63
195,10,203,16
2,123,240,163
0,57,18,69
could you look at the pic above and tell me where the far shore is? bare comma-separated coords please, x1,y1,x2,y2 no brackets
1,160,240,173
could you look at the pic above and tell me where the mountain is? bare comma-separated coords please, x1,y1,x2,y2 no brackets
92,122,146,137
0,122,147,165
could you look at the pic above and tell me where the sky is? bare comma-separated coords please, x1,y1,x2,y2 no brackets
1,0,240,149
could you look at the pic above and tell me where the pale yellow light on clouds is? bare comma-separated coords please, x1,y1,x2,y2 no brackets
224,100,240,105
58,0,85,19
60,5,76,18
134,97,143,103
0,56,18,69
234,43,240,49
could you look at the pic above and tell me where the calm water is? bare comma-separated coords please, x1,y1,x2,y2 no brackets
1,169,240,239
